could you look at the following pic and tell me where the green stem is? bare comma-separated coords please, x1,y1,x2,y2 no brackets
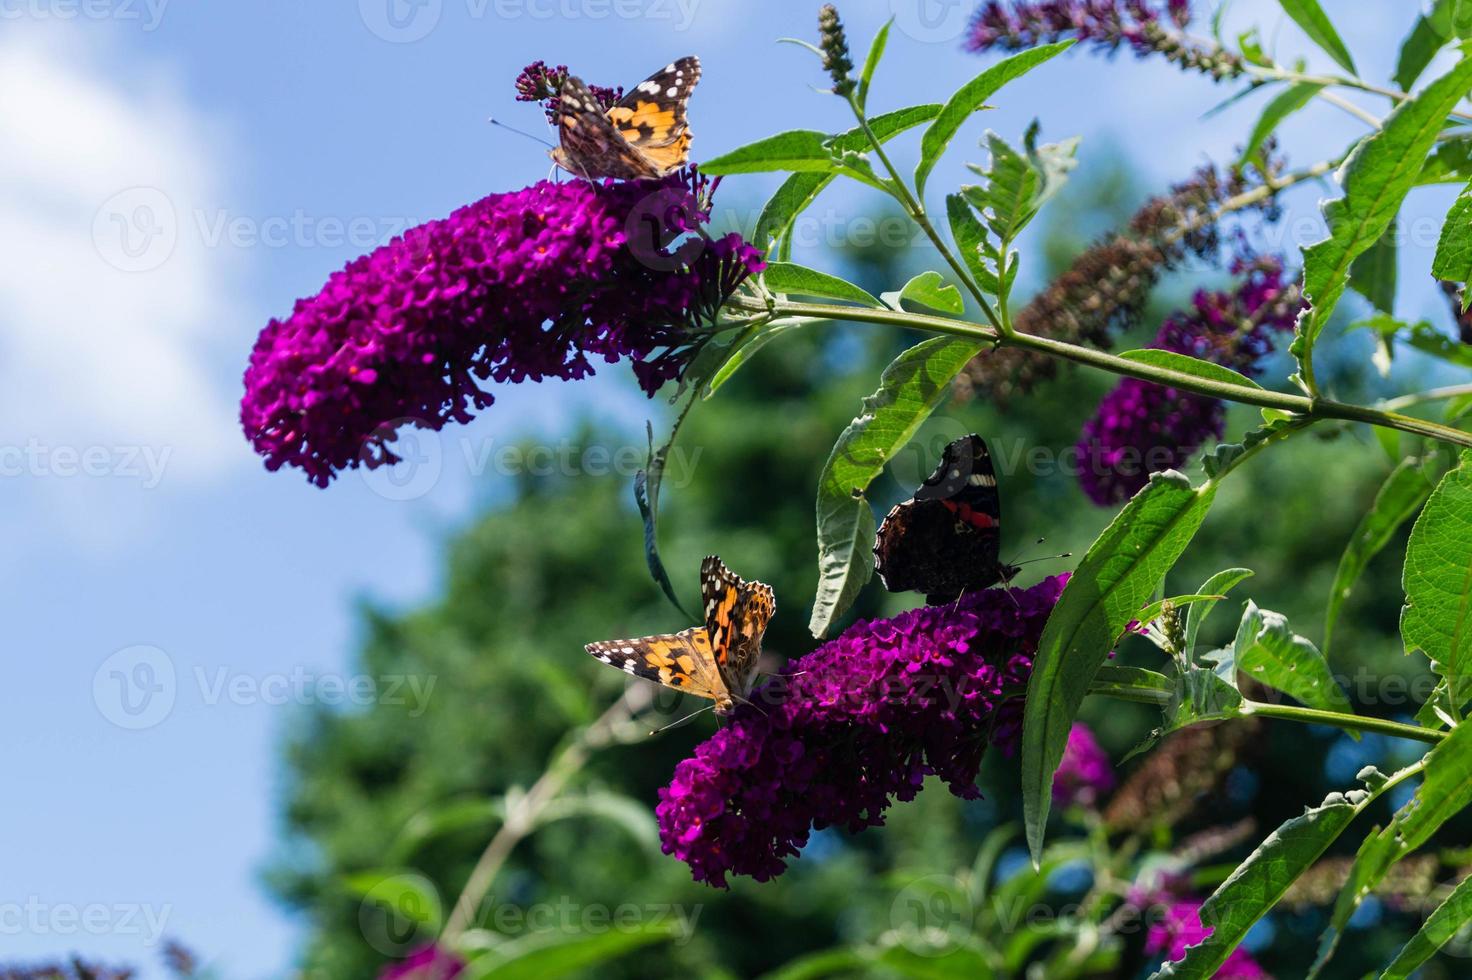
1240,700,1447,745
1380,383,1472,413
1243,64,1472,124
1085,676,1446,745
843,94,1007,334
725,295,1472,451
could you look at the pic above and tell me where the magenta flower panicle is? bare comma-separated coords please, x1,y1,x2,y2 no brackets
241,169,762,486
1075,257,1301,505
378,945,465,980
1146,898,1271,978
1053,722,1115,808
657,576,1067,887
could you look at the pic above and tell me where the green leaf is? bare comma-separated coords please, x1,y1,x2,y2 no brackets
1134,593,1232,631
1151,776,1387,978
468,921,675,980
751,105,941,254
1394,0,1456,91
1432,181,1472,305
969,132,1041,242
1292,56,1472,389
534,791,660,854
946,194,1000,295
707,319,825,396
915,42,1073,200
1403,450,1472,688
1115,349,1265,391
702,130,835,175
343,869,442,930
857,18,892,110
1277,0,1358,74
1326,460,1433,655
1091,663,1175,704
1349,220,1398,315
892,270,965,315
1185,568,1255,655
1232,602,1355,713
1164,664,1244,732
810,338,983,637
1313,722,1472,974
387,798,506,865
1380,868,1472,978
1239,82,1325,168
756,948,874,980
1419,133,1472,185
635,416,696,621
1022,471,1218,862
764,261,883,307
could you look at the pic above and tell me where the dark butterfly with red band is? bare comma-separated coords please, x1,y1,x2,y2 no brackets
873,434,1020,605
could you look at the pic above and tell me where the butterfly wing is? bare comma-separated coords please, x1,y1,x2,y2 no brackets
874,434,1012,600
585,626,725,700
552,75,663,180
603,56,699,175
700,555,774,698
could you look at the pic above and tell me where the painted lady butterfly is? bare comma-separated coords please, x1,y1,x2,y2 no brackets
551,56,701,180
585,555,773,716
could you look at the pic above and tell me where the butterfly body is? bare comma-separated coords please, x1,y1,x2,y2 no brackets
551,57,700,181
585,555,773,716
873,434,1019,605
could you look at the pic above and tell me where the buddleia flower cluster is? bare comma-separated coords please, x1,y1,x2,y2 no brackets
240,168,763,486
656,576,1065,887
968,0,1242,79
514,60,623,120
959,157,1281,404
377,946,465,980
1075,256,1302,505
1052,721,1115,808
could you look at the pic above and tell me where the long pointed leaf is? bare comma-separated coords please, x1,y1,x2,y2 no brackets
1022,471,1217,863
810,338,983,636
915,42,1073,200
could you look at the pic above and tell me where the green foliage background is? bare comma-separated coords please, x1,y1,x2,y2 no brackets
265,173,1468,978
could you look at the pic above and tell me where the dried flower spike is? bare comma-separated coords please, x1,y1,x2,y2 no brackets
818,5,856,96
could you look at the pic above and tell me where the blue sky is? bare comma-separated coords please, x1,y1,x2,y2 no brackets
0,1,1462,976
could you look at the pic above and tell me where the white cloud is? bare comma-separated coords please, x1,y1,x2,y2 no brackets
0,26,242,484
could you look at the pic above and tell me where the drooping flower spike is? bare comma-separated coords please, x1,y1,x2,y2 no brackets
240,169,762,486
1075,257,1302,505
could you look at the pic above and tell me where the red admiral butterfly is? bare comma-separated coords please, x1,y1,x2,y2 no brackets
873,434,1020,605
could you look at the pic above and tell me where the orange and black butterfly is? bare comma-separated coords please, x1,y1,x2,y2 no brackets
550,56,701,180
585,555,773,716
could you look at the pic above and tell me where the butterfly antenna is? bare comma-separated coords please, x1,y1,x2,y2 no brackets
487,116,556,150
648,702,717,736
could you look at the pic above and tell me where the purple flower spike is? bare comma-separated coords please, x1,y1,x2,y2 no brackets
1053,722,1115,808
241,170,762,486
1146,899,1272,978
379,945,465,980
1076,258,1302,505
657,576,1068,888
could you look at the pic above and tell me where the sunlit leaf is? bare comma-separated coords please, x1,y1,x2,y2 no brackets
810,338,983,636
1325,459,1433,655
1022,471,1217,862
915,42,1073,200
